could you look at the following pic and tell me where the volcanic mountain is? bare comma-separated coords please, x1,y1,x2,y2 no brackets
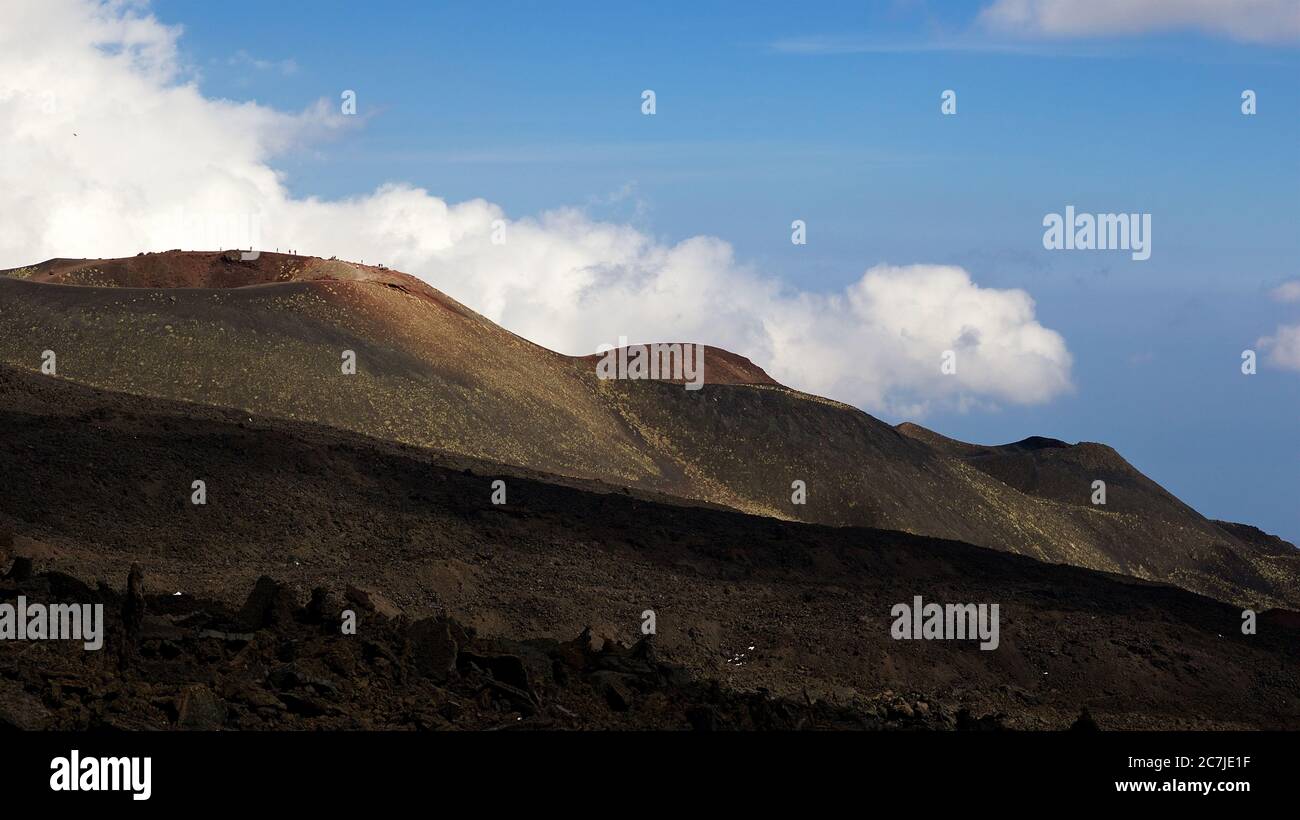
2,360,1299,730
1,251,1297,610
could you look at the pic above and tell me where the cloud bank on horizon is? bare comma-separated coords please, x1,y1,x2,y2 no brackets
981,0,1300,44
0,0,1082,417
982,0,1300,43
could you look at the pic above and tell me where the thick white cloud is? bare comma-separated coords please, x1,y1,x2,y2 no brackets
1271,280,1300,303
1260,325,1300,371
981,0,1300,43
0,0,1073,416
1260,283,1300,371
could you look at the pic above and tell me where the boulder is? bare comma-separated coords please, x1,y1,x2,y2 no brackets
344,585,402,620
176,684,226,730
407,617,459,683
122,563,146,638
238,576,297,630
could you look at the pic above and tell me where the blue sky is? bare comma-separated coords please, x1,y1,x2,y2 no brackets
146,1,1299,541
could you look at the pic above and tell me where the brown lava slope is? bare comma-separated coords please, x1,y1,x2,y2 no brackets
2,251,1296,610
0,251,1297,730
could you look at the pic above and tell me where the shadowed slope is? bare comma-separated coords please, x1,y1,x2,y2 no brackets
1,365,1298,730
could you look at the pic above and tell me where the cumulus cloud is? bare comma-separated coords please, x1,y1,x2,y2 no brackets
1259,325,1300,371
1271,280,1300,303
980,0,1300,44
0,0,1073,416
1260,282,1300,371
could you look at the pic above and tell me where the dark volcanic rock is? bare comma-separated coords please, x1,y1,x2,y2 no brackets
407,617,459,683
123,563,146,638
6,555,33,581
307,587,346,626
238,575,297,631
1070,708,1101,731
0,679,50,730
0,571,905,731
176,684,227,730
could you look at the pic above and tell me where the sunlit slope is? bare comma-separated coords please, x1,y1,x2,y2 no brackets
2,251,1295,607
